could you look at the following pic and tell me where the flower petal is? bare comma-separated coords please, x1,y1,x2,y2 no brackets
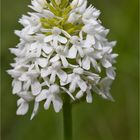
61,87,75,100
93,51,102,59
69,79,77,93
76,90,84,99
57,69,67,82
50,84,60,94
31,81,41,96
60,56,69,68
36,90,48,102
13,80,22,94
7,69,21,78
100,77,113,89
37,58,48,68
106,67,116,80
44,96,52,110
44,35,53,42
90,58,101,72
43,10,54,18
16,101,29,115
86,90,92,103
9,48,21,56
19,74,29,81
50,54,60,63
85,35,95,48
77,79,87,92
61,30,71,38
52,37,58,47
71,0,78,8
76,46,84,57
52,96,63,113
67,46,77,59
68,13,81,23
78,1,87,13
82,57,90,70
17,91,34,101
60,74,73,86
50,71,56,83
73,67,84,74
58,36,67,44
30,102,39,120
94,41,102,50
17,98,24,106
41,68,51,77
42,45,53,54
42,77,50,87
101,59,112,68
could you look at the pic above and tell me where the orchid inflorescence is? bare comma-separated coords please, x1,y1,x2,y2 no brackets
7,0,118,119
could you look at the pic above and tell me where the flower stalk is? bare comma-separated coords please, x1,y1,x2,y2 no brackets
63,95,72,140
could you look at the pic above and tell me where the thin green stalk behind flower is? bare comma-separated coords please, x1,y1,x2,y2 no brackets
63,94,72,140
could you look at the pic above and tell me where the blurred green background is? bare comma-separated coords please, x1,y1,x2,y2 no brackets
1,0,139,140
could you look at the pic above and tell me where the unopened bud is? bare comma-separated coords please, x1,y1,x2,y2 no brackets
55,0,61,5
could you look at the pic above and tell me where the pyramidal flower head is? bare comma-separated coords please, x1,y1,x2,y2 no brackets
7,0,118,119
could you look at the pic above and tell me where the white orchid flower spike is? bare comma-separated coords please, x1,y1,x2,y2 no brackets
7,0,118,119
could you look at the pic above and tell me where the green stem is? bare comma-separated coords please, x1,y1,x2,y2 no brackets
63,96,72,140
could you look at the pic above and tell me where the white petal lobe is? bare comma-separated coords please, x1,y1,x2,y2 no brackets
53,96,63,113
13,81,22,94
16,102,29,115
67,46,77,59
31,81,41,95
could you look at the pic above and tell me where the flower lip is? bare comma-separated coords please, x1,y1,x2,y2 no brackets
73,67,84,74
52,27,62,35
70,36,81,44
52,61,61,69
50,84,60,94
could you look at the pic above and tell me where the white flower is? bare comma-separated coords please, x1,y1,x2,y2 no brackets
99,78,115,101
50,45,69,68
8,67,42,96
44,27,70,47
41,61,67,84
71,0,84,8
68,13,81,23
82,6,101,24
36,84,63,112
68,68,87,92
67,36,84,58
81,38,101,71
76,86,93,103
16,98,29,115
82,51,101,72
8,0,117,119
29,0,47,13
